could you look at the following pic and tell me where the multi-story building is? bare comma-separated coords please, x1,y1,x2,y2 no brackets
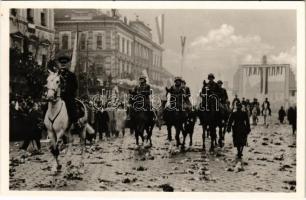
9,8,55,66
54,9,172,93
233,55,296,110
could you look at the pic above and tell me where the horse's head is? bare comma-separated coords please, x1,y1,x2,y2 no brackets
45,70,61,101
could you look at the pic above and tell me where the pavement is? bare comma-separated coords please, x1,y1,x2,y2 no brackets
9,115,296,192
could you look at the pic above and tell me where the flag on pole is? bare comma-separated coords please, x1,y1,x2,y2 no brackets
155,14,165,45
70,34,78,72
181,36,186,56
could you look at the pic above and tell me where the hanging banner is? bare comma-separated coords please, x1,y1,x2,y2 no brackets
70,33,78,72
180,36,186,56
155,14,165,45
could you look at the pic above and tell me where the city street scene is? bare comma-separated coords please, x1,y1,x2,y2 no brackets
9,9,297,192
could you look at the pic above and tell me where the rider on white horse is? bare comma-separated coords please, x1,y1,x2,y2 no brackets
55,50,78,129
262,97,271,116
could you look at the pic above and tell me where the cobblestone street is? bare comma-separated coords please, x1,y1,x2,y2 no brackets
9,116,296,192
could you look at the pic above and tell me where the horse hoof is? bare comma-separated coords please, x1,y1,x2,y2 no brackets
57,164,62,171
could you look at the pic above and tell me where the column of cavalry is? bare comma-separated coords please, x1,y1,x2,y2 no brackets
43,50,253,173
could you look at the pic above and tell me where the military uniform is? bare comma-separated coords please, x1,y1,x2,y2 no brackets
167,85,185,110
206,80,220,97
59,68,78,124
181,81,192,111
55,50,79,125
133,82,151,111
219,87,228,104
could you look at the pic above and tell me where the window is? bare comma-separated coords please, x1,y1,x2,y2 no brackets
96,34,102,50
80,33,86,50
291,90,296,97
97,67,103,75
117,36,120,51
26,9,34,23
127,40,129,55
62,35,69,50
41,11,46,26
11,9,17,17
122,38,125,53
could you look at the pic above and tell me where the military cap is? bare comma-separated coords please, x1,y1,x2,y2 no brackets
208,73,215,79
56,50,71,64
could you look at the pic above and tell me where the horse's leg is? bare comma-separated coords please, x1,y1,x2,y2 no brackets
202,125,206,151
209,125,216,153
135,129,139,146
48,131,60,172
190,123,194,146
175,124,181,147
167,125,172,141
122,127,125,137
218,124,224,148
148,124,153,146
182,126,187,149
189,132,193,146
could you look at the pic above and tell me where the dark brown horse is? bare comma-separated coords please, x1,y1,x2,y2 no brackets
163,90,188,148
198,81,226,152
128,91,155,146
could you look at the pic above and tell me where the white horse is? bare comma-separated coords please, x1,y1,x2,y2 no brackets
44,70,87,173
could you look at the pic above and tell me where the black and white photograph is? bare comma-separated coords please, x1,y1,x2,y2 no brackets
5,3,302,193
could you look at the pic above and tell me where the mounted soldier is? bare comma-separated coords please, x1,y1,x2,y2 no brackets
217,80,229,109
55,50,78,129
181,79,192,112
166,77,185,111
262,97,271,116
164,76,187,146
129,75,154,146
132,75,151,111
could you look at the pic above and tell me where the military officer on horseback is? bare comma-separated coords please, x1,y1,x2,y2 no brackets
55,50,78,128
217,80,228,104
206,73,219,96
132,75,151,111
166,77,185,111
181,79,192,112
262,97,271,116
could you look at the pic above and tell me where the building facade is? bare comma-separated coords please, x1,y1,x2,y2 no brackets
54,9,171,93
233,56,296,110
10,8,55,66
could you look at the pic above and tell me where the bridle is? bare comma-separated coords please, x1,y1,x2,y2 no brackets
45,74,61,103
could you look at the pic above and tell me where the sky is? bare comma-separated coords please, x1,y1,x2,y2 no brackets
117,9,296,95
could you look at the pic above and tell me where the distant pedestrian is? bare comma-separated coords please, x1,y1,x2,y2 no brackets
227,102,251,160
278,106,286,124
287,106,297,134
